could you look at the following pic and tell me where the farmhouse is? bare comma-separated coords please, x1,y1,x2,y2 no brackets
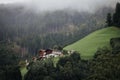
38,49,63,59
39,49,46,59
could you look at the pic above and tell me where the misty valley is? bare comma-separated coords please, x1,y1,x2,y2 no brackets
0,1,120,80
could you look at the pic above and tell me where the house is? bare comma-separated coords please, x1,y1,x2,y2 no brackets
39,49,46,59
45,49,53,55
38,49,63,59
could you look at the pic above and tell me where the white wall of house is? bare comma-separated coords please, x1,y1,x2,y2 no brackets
45,51,62,58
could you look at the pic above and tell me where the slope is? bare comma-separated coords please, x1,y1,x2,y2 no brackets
64,27,120,59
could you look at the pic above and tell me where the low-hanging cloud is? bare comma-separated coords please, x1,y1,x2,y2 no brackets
0,0,120,12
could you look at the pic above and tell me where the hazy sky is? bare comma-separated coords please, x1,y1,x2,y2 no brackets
0,0,119,12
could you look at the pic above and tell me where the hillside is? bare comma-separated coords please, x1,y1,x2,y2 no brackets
64,27,120,59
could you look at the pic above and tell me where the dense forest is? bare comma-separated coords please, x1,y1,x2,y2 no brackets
0,41,22,80
0,3,114,56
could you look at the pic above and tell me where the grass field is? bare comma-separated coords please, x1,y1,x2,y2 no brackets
20,67,28,79
64,27,120,59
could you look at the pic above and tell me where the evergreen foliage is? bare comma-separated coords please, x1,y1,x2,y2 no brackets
106,13,112,26
24,59,56,80
0,66,22,80
107,2,120,27
113,2,120,27
0,42,18,65
0,42,22,80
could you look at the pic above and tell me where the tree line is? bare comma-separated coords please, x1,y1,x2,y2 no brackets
106,2,120,27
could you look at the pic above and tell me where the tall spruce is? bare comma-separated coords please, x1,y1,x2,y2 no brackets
106,13,112,26
113,2,120,27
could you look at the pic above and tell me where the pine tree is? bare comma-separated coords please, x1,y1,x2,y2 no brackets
106,13,112,26
113,2,120,27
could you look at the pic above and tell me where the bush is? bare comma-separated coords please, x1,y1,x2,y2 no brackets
24,59,56,80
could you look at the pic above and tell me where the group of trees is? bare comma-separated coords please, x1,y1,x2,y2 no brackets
87,38,120,80
106,2,120,27
0,42,22,80
24,52,89,80
24,37,120,80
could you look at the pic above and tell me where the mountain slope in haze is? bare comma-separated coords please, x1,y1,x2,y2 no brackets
64,27,120,59
0,4,114,55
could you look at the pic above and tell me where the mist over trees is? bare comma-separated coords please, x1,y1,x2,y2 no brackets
0,4,114,56
0,1,120,80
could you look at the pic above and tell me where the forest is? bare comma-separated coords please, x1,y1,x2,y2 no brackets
0,3,113,56
0,1,120,80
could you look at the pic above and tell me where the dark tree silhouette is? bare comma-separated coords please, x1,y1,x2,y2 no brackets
113,2,120,27
106,13,112,26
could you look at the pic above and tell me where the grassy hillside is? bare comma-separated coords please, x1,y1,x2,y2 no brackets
64,27,120,59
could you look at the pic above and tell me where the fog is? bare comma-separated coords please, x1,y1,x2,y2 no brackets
0,0,120,12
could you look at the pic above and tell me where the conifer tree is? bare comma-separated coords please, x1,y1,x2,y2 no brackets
113,2,120,27
106,13,112,26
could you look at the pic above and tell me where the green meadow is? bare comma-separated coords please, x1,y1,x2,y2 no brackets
64,27,120,59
